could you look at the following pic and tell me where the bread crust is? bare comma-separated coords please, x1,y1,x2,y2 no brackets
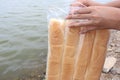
85,30,110,80
73,31,96,80
46,19,65,80
61,21,80,80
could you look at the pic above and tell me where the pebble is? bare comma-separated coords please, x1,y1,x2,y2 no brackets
112,75,120,80
111,60,120,75
103,57,117,73
115,49,120,53
108,48,113,52
100,73,113,80
100,30,120,79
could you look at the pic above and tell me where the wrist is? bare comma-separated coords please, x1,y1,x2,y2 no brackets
105,2,120,8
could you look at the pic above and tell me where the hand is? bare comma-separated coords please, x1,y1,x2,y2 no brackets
75,0,120,8
66,6,120,33
71,0,103,7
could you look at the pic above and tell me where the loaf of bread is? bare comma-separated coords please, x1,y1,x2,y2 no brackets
61,21,80,80
47,19,110,80
85,30,110,80
46,19,65,80
73,30,96,80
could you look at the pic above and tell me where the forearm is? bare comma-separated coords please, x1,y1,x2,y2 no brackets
77,0,120,8
105,0,120,8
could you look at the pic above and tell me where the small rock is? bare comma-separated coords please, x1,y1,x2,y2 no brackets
110,43,115,47
38,75,41,77
112,75,120,80
115,48,120,53
103,57,117,73
111,59,120,75
116,44,120,47
100,73,113,80
108,48,113,52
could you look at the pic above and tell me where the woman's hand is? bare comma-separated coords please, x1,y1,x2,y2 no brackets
66,6,120,33
75,0,120,7
71,0,103,7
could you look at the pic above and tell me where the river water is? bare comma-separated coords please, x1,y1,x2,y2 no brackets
0,0,112,80
0,0,72,80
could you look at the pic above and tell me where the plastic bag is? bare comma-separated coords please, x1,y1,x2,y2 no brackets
46,1,110,80
46,1,84,80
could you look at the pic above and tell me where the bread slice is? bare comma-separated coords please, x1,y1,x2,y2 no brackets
46,19,65,80
61,21,80,80
73,30,96,80
85,30,110,80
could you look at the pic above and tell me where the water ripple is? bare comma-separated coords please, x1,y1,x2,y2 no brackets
0,0,68,79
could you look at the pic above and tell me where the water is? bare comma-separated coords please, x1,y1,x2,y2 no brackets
0,0,112,79
0,0,72,79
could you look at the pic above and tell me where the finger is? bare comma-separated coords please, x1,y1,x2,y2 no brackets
74,7,92,14
69,6,85,15
68,20,94,27
81,0,92,6
66,14,72,19
70,2,86,7
70,0,90,7
80,26,97,33
66,14,91,19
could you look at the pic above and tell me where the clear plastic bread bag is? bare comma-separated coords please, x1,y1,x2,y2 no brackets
46,0,110,80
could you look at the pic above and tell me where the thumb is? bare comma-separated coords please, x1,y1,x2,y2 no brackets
81,0,102,6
